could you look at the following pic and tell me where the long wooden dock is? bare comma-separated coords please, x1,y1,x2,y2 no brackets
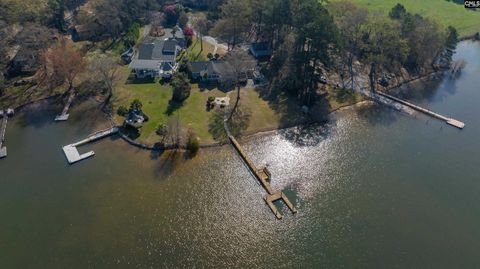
0,116,7,158
62,127,118,164
377,92,465,129
229,135,297,219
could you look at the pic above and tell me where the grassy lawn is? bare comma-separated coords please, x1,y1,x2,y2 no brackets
185,36,224,62
334,0,480,37
113,82,228,144
112,79,362,145
235,89,303,133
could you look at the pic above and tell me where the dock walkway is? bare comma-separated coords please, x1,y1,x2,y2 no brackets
62,127,118,164
55,91,75,121
228,135,297,219
0,116,7,158
376,92,465,129
355,87,465,129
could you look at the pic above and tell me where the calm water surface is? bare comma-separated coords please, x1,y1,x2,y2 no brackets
0,41,479,268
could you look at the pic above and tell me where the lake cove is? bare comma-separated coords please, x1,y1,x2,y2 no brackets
0,41,480,268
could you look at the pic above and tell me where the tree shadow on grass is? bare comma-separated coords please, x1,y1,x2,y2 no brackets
125,76,155,85
165,100,184,116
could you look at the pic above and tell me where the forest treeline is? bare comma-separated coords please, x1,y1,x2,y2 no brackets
0,0,458,106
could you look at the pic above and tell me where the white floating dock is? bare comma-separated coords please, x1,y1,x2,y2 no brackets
62,127,118,164
62,145,94,164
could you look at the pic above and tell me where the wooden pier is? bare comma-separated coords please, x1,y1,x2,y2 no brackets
229,135,297,219
377,92,465,129
62,127,118,164
0,116,7,158
55,91,75,121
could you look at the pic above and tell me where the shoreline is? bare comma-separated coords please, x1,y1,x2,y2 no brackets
6,41,469,152
6,67,446,153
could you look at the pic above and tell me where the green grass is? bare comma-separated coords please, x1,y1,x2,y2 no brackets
113,82,227,144
185,36,224,62
334,0,480,37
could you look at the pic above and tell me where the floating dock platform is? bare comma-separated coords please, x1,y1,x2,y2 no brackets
264,191,298,219
62,127,118,164
377,92,465,129
229,135,297,219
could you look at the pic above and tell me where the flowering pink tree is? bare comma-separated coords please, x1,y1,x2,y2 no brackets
183,26,194,47
164,4,179,25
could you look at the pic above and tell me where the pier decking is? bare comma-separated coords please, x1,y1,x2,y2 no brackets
0,116,7,158
377,92,465,129
55,91,75,121
229,135,297,219
62,127,118,164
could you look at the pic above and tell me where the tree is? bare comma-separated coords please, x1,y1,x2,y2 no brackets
361,16,408,92
164,4,180,26
156,123,168,137
329,1,368,90
186,129,200,154
124,23,140,47
183,26,195,46
291,0,338,105
42,38,86,91
221,49,256,121
89,56,122,106
171,72,191,102
179,11,189,29
439,26,458,65
389,3,407,20
210,0,252,50
193,15,209,51
48,0,66,32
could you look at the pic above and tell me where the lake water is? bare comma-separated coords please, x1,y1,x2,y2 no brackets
0,41,479,268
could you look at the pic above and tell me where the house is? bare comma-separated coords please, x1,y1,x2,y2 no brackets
190,61,236,83
249,42,273,59
129,39,181,79
125,110,145,129
163,28,186,48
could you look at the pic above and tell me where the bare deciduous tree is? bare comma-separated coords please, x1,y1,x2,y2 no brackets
89,56,122,106
220,49,256,121
42,38,86,91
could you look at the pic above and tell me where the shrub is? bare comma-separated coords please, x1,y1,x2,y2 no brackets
156,123,168,136
117,105,128,116
186,130,200,154
129,99,143,111
208,96,215,102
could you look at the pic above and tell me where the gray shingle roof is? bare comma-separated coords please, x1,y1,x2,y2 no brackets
129,60,160,70
131,39,179,69
190,61,235,79
191,61,211,73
